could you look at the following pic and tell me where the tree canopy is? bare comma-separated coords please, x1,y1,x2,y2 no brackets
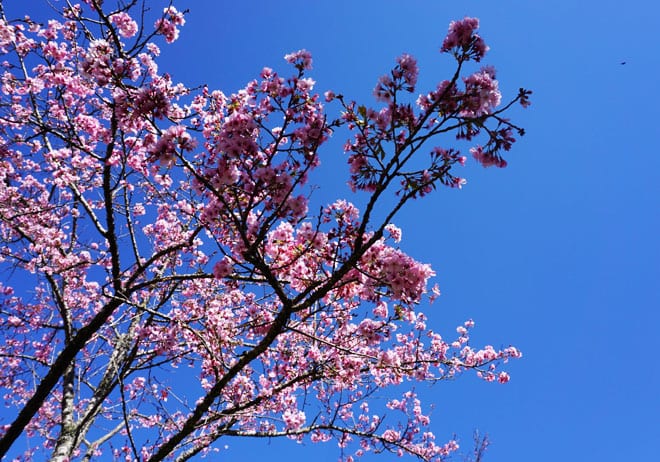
0,2,529,460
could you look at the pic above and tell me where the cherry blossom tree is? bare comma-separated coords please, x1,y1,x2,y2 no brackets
0,1,530,461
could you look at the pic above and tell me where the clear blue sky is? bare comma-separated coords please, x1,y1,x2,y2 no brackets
3,1,659,461
160,1,660,461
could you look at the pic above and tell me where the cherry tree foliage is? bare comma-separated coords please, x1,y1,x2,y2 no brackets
0,1,530,461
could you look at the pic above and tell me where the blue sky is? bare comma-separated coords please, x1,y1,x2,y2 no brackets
2,1,658,461
159,1,660,461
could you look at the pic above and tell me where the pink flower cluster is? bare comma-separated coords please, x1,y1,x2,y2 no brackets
461,66,501,116
374,53,419,102
363,243,436,303
212,257,234,279
0,19,16,53
284,49,313,70
339,15,530,199
110,12,138,38
192,51,331,228
470,145,507,168
154,6,186,44
82,39,114,86
150,125,196,166
441,17,489,61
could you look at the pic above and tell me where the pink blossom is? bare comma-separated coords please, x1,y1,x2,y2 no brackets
6,315,22,327
382,429,401,442
373,74,394,103
154,7,186,43
150,125,196,166
284,49,313,70
384,223,402,243
369,302,387,318
441,17,489,61
0,20,16,52
442,17,480,50
282,409,306,430
134,83,171,119
395,53,419,89
429,283,441,303
82,39,113,85
461,66,501,116
471,146,507,168
110,12,138,38
212,258,233,279
296,77,315,92
147,42,160,56
285,195,309,219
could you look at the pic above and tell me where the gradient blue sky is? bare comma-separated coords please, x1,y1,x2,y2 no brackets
159,1,660,461
3,1,659,461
